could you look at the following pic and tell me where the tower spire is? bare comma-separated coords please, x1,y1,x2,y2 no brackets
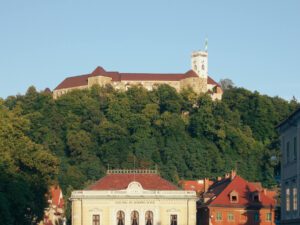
204,38,208,52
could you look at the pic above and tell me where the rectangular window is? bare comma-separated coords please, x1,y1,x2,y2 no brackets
93,215,100,225
266,213,272,222
287,142,290,163
294,137,297,160
216,212,222,221
227,212,234,221
170,214,177,225
286,188,290,211
293,187,298,211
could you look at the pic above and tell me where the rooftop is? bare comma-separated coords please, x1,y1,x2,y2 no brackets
88,169,179,191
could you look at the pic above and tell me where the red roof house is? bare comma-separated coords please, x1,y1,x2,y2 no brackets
198,171,276,225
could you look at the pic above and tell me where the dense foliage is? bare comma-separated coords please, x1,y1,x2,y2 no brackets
0,98,58,225
1,84,298,224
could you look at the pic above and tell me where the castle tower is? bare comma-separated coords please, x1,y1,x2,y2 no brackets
191,40,208,78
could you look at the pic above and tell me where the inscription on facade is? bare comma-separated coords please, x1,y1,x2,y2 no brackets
115,200,155,205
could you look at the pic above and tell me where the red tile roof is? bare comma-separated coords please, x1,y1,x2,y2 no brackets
204,176,275,208
179,180,214,193
54,66,220,90
88,173,179,191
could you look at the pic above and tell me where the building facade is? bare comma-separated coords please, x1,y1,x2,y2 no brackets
197,171,276,225
277,108,300,224
53,49,223,100
70,169,197,225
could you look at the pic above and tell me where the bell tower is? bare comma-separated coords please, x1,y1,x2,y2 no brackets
191,40,208,78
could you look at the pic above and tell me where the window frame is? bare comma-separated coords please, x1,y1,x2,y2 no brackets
145,210,153,225
92,214,100,225
216,212,222,221
170,214,178,225
286,188,291,212
227,212,234,221
293,187,298,211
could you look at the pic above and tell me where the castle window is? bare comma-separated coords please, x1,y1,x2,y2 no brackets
145,211,153,225
170,214,177,225
117,211,125,225
93,214,100,225
131,211,139,225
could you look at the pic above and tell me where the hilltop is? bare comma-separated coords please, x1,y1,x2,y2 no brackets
0,84,298,224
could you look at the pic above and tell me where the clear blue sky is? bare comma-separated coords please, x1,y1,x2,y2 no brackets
0,0,299,100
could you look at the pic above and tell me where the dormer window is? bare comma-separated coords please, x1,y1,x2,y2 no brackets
252,191,260,202
229,190,239,203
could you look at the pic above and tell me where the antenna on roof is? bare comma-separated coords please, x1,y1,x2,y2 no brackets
134,155,136,181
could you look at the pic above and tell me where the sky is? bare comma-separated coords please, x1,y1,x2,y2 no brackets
0,0,299,100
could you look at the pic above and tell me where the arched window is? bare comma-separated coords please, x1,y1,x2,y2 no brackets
145,211,153,225
131,211,139,225
117,211,125,225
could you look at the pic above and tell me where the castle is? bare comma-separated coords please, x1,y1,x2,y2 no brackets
53,48,223,100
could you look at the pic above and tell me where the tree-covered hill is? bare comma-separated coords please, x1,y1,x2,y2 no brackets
0,84,298,224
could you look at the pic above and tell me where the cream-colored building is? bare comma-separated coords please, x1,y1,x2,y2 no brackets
70,169,197,225
53,49,223,100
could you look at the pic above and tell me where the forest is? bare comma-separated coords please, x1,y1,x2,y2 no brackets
0,84,298,224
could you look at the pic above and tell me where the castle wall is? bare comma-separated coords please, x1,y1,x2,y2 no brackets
53,85,88,99
180,77,207,94
53,75,221,100
88,76,112,88
113,80,181,92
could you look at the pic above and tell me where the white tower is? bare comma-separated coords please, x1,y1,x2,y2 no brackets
191,40,208,78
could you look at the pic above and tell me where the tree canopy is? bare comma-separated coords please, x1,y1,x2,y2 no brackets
1,84,298,224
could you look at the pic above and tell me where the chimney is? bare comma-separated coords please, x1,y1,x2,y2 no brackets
230,170,237,180
204,178,210,192
263,188,267,195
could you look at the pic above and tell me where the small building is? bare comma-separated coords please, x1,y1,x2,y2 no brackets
277,107,300,224
197,171,276,225
53,47,223,100
40,185,66,225
70,169,197,225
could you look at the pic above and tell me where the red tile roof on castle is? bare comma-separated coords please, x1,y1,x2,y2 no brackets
87,173,179,191
204,175,275,207
54,66,220,90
